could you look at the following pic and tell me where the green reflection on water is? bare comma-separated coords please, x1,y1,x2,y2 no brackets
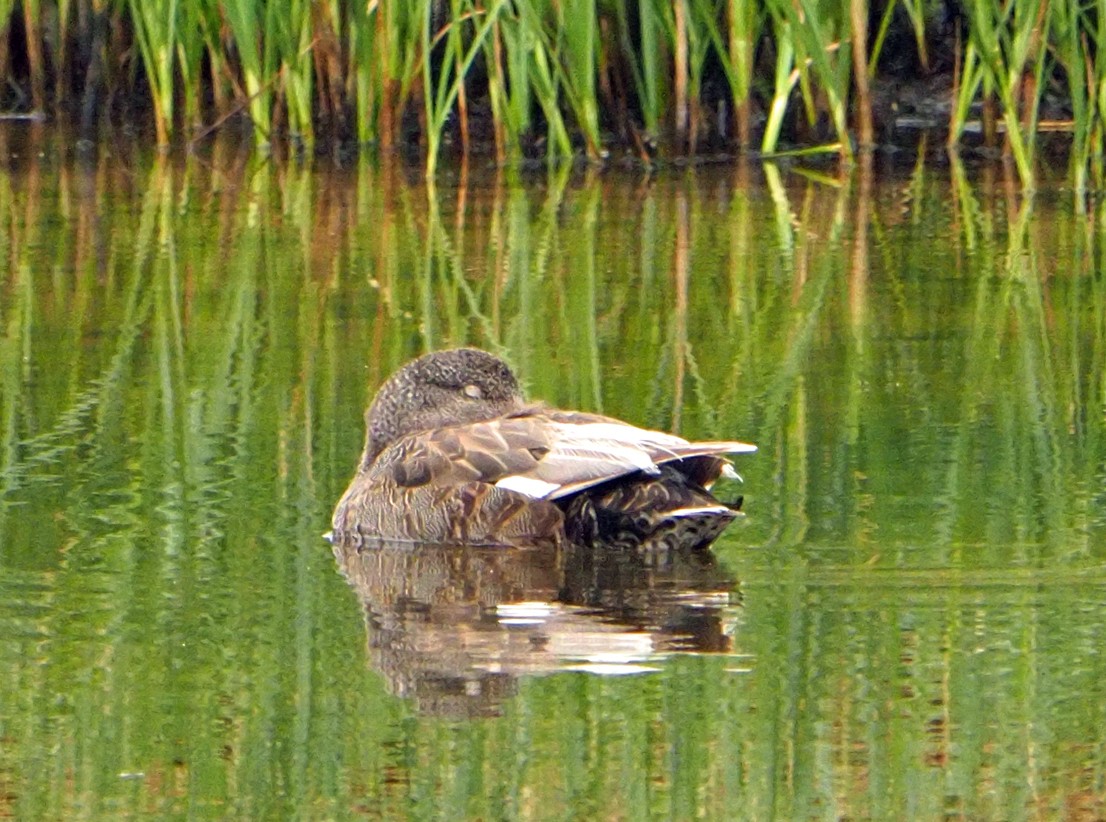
1,133,1105,819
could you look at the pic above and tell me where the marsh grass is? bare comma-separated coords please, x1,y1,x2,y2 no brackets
4,1,1106,185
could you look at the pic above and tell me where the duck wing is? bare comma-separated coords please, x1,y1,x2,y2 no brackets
378,410,754,502
375,418,553,488
488,410,755,500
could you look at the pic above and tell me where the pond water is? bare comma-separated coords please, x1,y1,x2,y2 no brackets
2,125,1105,819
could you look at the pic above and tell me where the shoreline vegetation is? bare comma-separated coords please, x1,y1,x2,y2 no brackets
0,1,1103,186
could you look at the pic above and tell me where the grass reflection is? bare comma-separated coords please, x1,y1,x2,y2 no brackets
0,145,1105,818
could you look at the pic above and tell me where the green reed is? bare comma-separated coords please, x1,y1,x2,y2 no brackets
277,0,316,143
127,0,177,146
0,0,13,74
7,3,1106,178
222,0,272,144
571,0,603,157
959,0,1048,184
683,0,729,150
511,2,574,158
609,2,663,142
761,0,852,158
423,0,513,174
726,0,760,147
1051,0,1106,193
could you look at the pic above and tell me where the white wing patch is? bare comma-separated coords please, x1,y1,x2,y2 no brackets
665,505,732,518
721,463,743,481
495,475,562,498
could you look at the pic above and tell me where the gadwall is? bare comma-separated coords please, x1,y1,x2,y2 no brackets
331,348,756,548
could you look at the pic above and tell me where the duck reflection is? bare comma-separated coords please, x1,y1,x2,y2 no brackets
332,537,742,718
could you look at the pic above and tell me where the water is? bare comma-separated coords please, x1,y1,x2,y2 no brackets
2,128,1105,819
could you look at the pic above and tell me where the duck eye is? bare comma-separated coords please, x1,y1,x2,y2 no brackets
462,384,484,399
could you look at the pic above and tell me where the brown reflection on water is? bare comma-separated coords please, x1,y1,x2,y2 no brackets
333,539,739,718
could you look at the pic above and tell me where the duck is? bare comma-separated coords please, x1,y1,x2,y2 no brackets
330,348,756,550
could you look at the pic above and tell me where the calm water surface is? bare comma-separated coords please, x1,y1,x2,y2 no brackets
2,127,1105,820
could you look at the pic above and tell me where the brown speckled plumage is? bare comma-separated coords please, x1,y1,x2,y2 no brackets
331,349,755,548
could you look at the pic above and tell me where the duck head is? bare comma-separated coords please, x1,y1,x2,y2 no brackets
359,348,525,469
